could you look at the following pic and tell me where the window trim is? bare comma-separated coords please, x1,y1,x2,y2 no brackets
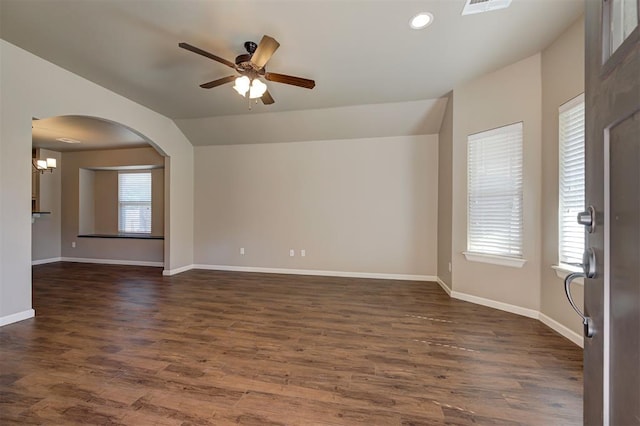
118,171,152,234
557,93,585,266
555,93,586,282
466,121,525,260
552,264,584,285
463,251,527,268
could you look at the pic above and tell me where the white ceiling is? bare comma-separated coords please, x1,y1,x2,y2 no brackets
32,116,148,152
0,0,584,122
0,0,583,149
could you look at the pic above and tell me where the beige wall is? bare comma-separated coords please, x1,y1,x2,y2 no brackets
78,168,95,235
451,53,543,310
437,93,453,288
151,169,164,236
194,135,438,276
62,147,164,263
540,16,585,335
31,149,61,262
93,170,117,234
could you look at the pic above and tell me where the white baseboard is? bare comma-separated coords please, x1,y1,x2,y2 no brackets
32,257,63,266
162,264,194,276
450,290,539,319
539,313,584,348
436,277,452,295
193,264,437,282
438,276,582,347
61,257,163,267
0,309,35,327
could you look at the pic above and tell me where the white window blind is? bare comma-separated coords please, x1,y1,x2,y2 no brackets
559,94,585,265
118,172,152,234
467,122,524,258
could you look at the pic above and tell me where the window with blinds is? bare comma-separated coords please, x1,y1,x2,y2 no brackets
467,122,524,258
118,172,152,234
558,94,585,265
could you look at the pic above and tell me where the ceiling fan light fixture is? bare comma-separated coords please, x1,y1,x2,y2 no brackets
180,35,315,106
409,12,433,29
249,79,267,99
233,75,251,96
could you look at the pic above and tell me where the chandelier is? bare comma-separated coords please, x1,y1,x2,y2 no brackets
32,157,57,174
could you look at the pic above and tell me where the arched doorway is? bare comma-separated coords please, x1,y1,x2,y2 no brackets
31,115,168,268
0,39,195,326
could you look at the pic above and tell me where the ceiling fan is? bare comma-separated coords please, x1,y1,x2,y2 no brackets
179,35,315,106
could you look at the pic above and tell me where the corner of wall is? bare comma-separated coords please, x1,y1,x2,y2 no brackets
437,92,454,289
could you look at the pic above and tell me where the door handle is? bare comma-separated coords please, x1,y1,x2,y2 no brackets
564,272,594,338
564,248,597,338
577,205,596,233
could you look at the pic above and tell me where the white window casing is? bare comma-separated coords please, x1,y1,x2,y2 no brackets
118,172,152,234
466,122,524,264
558,94,586,267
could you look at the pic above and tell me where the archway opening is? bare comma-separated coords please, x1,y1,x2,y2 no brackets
31,115,169,270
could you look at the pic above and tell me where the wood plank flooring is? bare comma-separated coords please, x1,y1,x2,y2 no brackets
1,263,583,425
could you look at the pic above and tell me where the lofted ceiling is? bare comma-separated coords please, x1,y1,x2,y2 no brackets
1,0,583,123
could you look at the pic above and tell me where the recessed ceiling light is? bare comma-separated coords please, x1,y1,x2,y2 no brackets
56,137,81,144
410,12,433,30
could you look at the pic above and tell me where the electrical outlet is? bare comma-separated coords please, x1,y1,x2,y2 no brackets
289,249,295,257
240,247,245,255
71,242,76,248
448,262,452,273
301,249,306,257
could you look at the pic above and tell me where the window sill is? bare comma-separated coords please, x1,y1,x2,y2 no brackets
462,252,526,268
78,233,164,240
552,264,584,285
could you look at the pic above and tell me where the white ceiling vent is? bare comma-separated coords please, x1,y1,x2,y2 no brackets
461,0,512,15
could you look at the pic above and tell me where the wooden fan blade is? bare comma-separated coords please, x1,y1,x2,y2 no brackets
250,35,280,69
200,75,236,89
261,90,275,105
265,72,315,89
178,42,236,69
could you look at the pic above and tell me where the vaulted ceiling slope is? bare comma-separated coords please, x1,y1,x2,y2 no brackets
1,0,583,122
175,98,448,146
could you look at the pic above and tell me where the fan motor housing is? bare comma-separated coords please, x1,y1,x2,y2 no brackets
235,53,252,66
235,53,265,75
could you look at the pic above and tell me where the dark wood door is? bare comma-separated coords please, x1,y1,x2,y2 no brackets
584,0,639,424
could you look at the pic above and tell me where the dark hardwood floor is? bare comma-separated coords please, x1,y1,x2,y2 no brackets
0,262,582,425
